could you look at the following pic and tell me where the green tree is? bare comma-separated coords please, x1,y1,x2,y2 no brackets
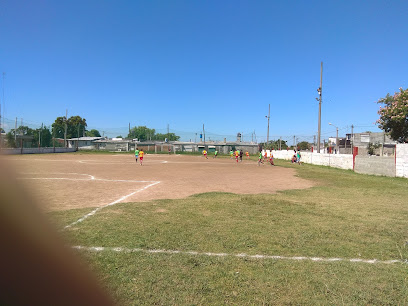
377,87,408,143
5,126,34,148
68,116,87,139
52,116,87,139
128,126,156,141
32,125,52,147
51,117,65,139
86,129,101,137
6,131,16,147
153,133,180,141
297,141,310,150
262,139,288,150
128,126,181,141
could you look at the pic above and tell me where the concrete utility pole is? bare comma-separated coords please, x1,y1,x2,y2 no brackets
0,74,2,148
336,128,338,153
351,124,354,153
0,72,5,148
39,123,43,147
64,109,68,147
266,104,270,143
203,124,205,144
77,124,80,150
329,123,339,153
317,62,323,153
15,117,17,142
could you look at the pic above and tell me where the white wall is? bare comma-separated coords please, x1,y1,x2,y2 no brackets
355,155,395,177
265,149,353,170
268,145,408,179
396,144,408,178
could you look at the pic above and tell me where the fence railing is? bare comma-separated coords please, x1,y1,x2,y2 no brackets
0,147,77,155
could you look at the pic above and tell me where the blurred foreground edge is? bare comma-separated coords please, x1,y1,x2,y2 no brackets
0,158,115,306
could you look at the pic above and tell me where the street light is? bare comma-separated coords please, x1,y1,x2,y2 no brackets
328,122,339,154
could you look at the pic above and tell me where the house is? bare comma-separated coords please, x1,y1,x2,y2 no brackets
347,132,397,155
67,137,105,149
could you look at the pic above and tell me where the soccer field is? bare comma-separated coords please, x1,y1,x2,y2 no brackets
7,153,313,212
6,153,408,304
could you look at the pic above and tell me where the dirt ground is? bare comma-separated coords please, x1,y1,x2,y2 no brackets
3,153,315,211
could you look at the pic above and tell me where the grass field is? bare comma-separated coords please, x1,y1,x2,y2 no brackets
46,157,408,304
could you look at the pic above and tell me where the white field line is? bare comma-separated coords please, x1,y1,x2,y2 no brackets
72,246,406,265
18,177,158,183
7,158,74,162
64,181,160,229
20,172,94,177
161,161,258,165
78,160,169,164
17,172,157,183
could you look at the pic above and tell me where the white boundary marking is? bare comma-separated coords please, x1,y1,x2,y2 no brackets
16,172,161,229
78,160,169,164
64,181,160,229
72,246,405,265
9,157,259,166
18,177,158,183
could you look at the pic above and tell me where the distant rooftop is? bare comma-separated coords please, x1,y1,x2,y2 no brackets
67,137,105,141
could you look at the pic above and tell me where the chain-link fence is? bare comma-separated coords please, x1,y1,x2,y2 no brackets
0,115,384,152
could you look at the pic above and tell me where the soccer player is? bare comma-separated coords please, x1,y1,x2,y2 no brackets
258,151,264,166
230,150,234,159
269,153,275,166
245,151,249,159
239,149,243,162
134,147,139,163
203,150,208,159
235,150,239,163
296,150,301,164
214,150,218,158
264,151,268,162
139,149,144,166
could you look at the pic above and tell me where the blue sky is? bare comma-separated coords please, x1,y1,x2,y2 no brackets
1,0,407,142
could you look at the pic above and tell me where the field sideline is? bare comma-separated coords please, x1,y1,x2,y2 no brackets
6,153,408,304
